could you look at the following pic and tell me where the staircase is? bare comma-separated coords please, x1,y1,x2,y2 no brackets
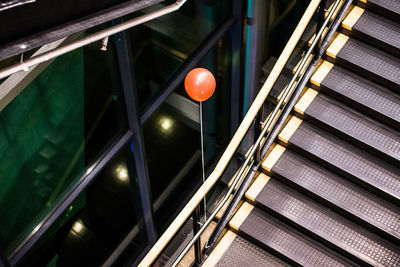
204,1,400,266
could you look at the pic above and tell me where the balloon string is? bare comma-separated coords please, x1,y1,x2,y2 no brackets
200,102,207,224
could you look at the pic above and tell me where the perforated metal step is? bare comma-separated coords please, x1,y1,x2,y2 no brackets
343,9,400,57
358,0,400,23
296,92,400,165
204,231,289,267
327,35,400,91
251,179,400,266
232,204,352,266
311,63,400,130
267,148,400,243
280,120,400,205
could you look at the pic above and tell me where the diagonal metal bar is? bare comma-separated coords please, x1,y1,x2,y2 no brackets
0,0,188,80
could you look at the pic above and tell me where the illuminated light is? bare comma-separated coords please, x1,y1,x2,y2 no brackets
159,116,175,134
115,164,129,183
161,119,172,130
72,220,85,234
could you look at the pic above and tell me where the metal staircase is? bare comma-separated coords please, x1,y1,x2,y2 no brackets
203,0,400,265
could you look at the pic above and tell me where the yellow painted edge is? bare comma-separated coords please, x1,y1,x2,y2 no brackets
360,0,366,3
229,202,254,231
278,116,303,144
326,33,349,59
202,231,237,267
323,0,344,21
277,84,289,103
216,195,233,220
311,61,334,87
178,221,217,267
245,173,270,201
263,110,281,132
308,27,328,46
293,53,314,76
331,0,344,20
294,88,319,115
261,144,286,172
342,6,365,31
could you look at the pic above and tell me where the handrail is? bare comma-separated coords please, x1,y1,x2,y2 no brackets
170,0,343,266
0,0,187,80
138,1,322,266
0,0,35,12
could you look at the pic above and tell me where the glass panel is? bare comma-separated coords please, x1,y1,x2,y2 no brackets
127,0,231,108
0,40,127,256
20,142,148,266
142,28,233,233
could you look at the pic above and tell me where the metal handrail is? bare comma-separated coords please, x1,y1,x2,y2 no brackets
0,0,187,80
138,1,324,266
0,0,34,12
169,0,342,266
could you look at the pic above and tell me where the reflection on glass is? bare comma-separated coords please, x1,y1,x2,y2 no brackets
114,163,129,183
159,115,175,134
20,144,147,266
0,40,127,256
143,102,202,232
128,1,230,107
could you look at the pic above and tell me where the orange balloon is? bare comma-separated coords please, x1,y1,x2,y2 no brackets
184,68,216,102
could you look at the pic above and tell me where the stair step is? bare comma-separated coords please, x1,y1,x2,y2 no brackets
247,178,400,266
203,231,289,267
294,89,400,165
261,57,278,77
342,7,400,57
278,117,400,205
262,146,400,243
358,0,400,23
230,202,352,266
326,34,400,91
310,61,400,130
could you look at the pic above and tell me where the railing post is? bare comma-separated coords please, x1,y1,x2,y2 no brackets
254,105,263,164
315,0,327,56
192,206,202,265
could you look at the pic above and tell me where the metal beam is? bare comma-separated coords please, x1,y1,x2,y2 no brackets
0,0,164,61
228,0,243,138
113,30,157,244
0,0,188,79
0,0,34,12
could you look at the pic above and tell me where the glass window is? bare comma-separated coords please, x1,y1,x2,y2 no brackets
0,40,127,256
19,143,148,266
142,29,234,233
127,0,231,108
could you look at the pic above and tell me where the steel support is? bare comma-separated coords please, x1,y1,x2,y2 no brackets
228,0,243,138
113,30,157,245
0,0,164,61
